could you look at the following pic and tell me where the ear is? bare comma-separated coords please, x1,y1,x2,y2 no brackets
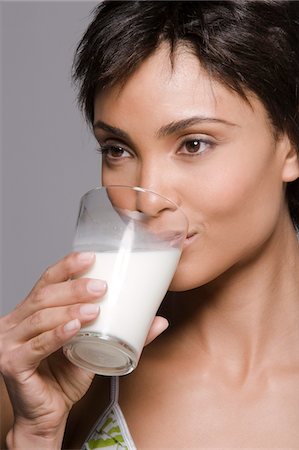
280,134,299,182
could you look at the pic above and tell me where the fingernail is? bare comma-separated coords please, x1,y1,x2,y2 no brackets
80,303,100,316
64,318,80,333
87,279,107,293
78,252,95,263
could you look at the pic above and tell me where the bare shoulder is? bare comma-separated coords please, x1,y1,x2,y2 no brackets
63,374,111,450
119,333,179,415
0,374,14,450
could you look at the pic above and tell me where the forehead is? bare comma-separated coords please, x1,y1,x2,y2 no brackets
94,44,270,131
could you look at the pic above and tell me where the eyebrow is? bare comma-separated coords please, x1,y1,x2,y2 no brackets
93,116,238,140
156,116,238,138
93,121,130,141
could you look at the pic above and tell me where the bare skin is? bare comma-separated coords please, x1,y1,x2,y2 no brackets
0,253,105,449
2,43,299,449
94,45,299,448
119,223,299,448
0,253,167,449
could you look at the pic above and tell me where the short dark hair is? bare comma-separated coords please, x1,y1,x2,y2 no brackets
73,0,299,227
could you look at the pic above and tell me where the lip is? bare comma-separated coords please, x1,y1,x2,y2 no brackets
183,232,197,248
153,230,185,243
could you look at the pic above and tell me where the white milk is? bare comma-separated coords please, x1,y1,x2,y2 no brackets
80,248,181,353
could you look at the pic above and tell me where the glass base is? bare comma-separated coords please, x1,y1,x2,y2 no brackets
63,332,137,376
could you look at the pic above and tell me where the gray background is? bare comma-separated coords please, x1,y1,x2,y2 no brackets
1,1,99,314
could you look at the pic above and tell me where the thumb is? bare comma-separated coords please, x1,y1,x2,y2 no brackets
145,316,169,345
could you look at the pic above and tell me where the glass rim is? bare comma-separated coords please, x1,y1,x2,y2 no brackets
81,184,189,226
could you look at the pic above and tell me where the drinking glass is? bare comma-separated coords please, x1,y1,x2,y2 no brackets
63,185,188,375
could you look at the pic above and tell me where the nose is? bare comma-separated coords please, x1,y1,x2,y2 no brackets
135,187,177,218
136,159,180,217
105,185,176,219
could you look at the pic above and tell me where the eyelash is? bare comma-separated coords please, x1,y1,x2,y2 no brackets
98,137,215,161
98,144,132,161
179,137,214,156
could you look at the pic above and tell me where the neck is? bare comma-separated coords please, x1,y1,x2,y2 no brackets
167,217,299,372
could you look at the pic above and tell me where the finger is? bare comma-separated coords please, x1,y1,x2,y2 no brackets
8,255,105,325
33,252,96,289
145,316,169,345
7,319,83,376
14,302,101,342
25,277,106,317
8,276,106,326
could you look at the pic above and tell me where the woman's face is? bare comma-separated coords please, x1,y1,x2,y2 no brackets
93,45,297,291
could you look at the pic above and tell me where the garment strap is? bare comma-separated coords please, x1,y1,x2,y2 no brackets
82,376,136,450
81,376,118,448
110,376,119,405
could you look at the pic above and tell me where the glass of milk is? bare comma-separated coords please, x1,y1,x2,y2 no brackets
63,186,188,376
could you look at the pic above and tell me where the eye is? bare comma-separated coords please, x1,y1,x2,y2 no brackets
178,138,213,156
99,144,131,161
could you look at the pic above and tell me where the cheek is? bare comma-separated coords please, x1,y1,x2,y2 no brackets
200,169,284,254
102,164,138,187
188,144,281,223
171,155,285,291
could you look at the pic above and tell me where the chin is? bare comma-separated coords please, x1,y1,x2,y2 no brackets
168,270,205,292
168,257,227,292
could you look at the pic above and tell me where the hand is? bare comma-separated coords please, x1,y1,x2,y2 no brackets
0,252,107,448
0,252,168,449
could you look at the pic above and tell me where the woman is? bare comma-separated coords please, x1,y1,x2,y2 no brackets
1,1,299,448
